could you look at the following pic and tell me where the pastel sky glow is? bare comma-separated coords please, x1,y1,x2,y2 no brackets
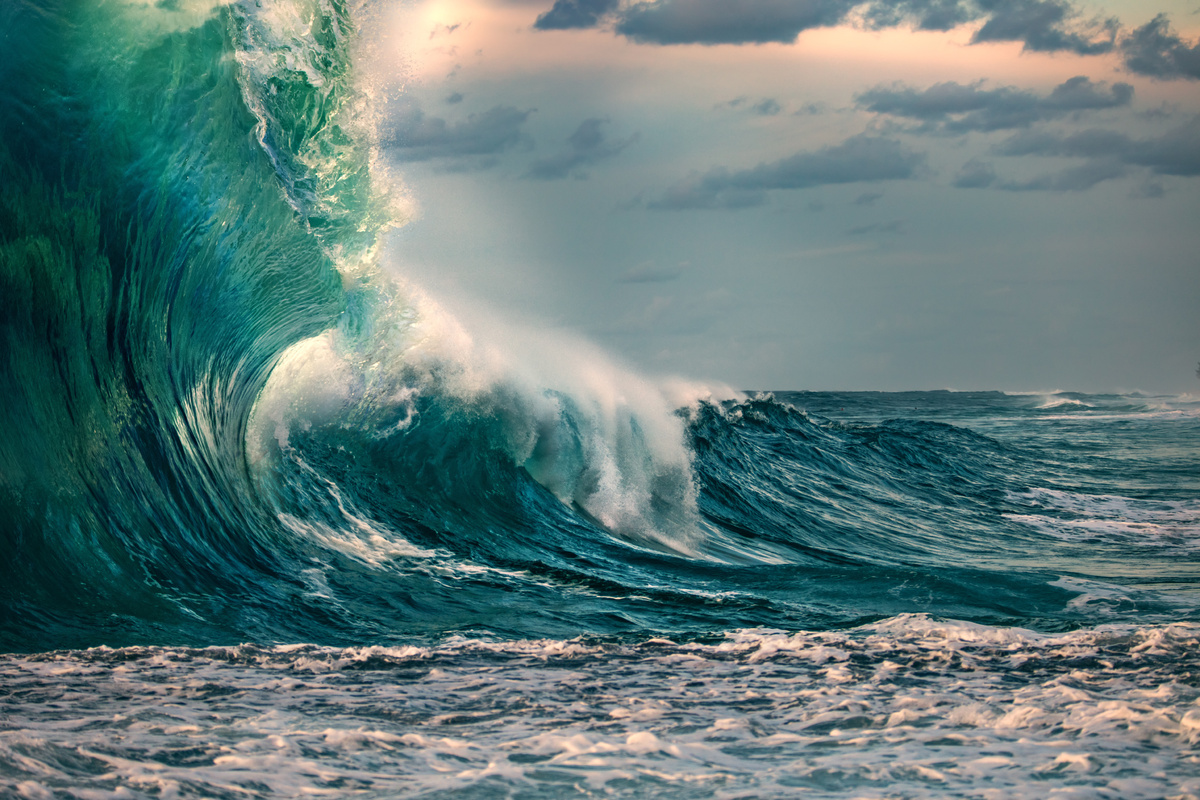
365,0,1200,392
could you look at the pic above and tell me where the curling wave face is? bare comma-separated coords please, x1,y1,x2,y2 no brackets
2,0,1199,660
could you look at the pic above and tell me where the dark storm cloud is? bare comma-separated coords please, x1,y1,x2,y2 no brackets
856,76,1132,133
615,0,854,45
534,0,620,29
994,117,1200,176
385,104,534,166
1120,15,1200,81
532,0,1123,56
525,118,639,180
650,134,925,209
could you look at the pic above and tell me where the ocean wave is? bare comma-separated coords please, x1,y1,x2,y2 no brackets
2,0,1198,657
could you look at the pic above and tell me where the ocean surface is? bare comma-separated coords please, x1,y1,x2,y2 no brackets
2,1,1199,797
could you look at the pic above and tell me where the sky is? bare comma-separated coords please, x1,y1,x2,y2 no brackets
362,0,1200,393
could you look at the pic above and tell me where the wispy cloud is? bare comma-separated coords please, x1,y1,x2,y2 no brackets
618,261,689,283
752,98,783,116
651,135,925,210
525,118,638,180
994,118,1200,176
857,76,1133,134
952,117,1200,191
385,103,534,169
998,159,1128,192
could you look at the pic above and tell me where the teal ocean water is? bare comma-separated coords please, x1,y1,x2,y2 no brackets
2,2,1199,797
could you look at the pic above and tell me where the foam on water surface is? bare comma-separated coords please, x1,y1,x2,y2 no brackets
1006,488,1200,551
3,617,1199,799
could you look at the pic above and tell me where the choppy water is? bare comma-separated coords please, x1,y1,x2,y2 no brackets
2,1,1199,797
5,620,1200,799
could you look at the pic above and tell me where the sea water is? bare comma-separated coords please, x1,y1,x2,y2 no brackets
2,1,1198,797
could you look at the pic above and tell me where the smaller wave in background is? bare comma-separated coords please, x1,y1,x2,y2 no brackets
1006,487,1200,551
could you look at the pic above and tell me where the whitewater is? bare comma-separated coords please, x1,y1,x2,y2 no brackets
1,0,1199,797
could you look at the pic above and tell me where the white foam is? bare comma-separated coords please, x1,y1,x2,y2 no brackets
1035,397,1091,410
1005,488,1200,550
4,618,1199,799
249,271,721,554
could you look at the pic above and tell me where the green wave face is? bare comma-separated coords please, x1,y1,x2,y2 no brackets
3,0,1198,654
0,0,351,647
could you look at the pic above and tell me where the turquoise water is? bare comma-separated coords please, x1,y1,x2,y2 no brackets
2,2,1199,796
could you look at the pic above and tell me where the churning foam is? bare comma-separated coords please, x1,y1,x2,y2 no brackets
5,617,1199,800
249,270,741,554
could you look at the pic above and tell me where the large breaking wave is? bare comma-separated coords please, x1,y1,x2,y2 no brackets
2,0,1198,656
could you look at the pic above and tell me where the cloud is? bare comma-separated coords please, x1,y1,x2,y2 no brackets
532,0,1123,56
865,0,1118,54
1130,180,1165,199
614,0,856,45
716,96,750,110
994,118,1200,177
852,192,883,205
717,96,783,115
856,76,1132,133
525,118,639,180
997,159,1128,191
618,260,688,282
385,104,534,167
1121,14,1200,81
534,0,620,30
752,98,783,115
862,0,977,32
651,134,925,209
968,0,1117,55
952,117,1200,192
952,158,997,188
446,92,465,104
